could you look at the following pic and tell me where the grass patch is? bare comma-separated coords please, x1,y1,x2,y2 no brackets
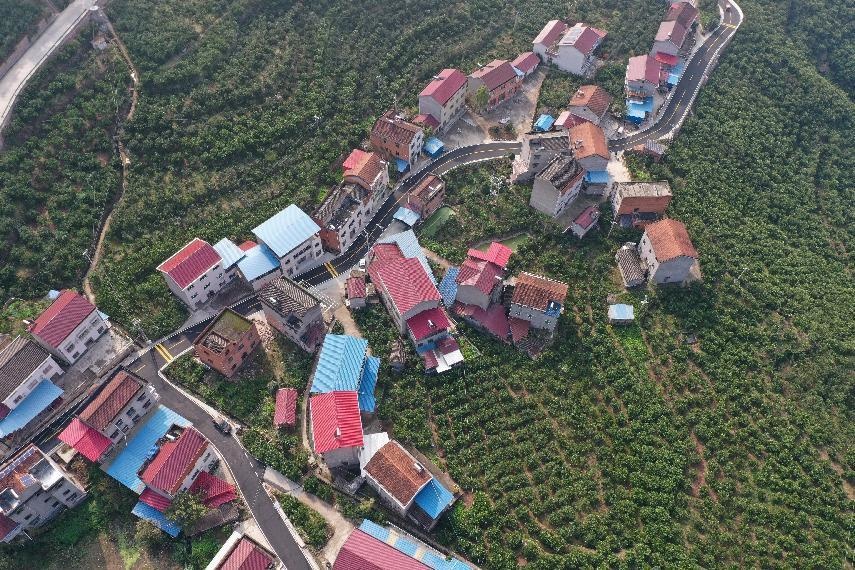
275,493,331,550
420,206,455,238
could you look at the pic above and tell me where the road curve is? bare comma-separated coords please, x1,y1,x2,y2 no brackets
609,0,743,151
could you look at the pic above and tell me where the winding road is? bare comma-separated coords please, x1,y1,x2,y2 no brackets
610,0,743,151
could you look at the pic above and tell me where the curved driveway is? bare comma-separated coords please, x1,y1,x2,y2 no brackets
610,0,743,151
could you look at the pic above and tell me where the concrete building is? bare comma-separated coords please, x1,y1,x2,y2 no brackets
569,122,609,172
236,241,282,291
370,111,424,166
258,276,325,353
509,272,569,332
28,290,109,365
139,426,216,500
652,20,689,57
309,391,363,468
417,68,467,132
513,131,570,183
615,242,647,288
639,219,700,285
611,181,673,228
567,85,613,124
211,238,246,284
625,55,661,97
533,20,569,58
193,309,260,378
345,276,367,310
511,51,540,76
467,59,522,111
405,173,445,221
77,370,158,447
308,334,380,414
530,154,585,218
158,239,226,309
0,445,87,543
362,439,431,518
454,243,512,311
0,337,63,429
569,205,601,239
205,531,280,570
548,23,607,76
253,205,325,278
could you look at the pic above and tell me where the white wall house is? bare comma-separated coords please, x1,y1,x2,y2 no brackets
0,338,63,411
550,23,607,76
253,205,326,279
530,155,585,218
638,219,700,285
158,238,226,309
417,68,467,132
28,291,109,365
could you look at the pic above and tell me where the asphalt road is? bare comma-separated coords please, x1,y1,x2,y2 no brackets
609,0,743,151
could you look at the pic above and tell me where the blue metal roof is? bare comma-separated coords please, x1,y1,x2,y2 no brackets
237,243,280,281
424,137,444,157
393,207,420,227
358,356,380,413
358,519,390,541
584,170,609,184
395,158,410,173
438,267,460,307
213,238,246,269
132,500,181,537
627,97,654,113
252,204,320,258
378,230,436,283
396,537,420,556
608,304,635,321
310,334,369,394
105,405,190,493
534,114,555,132
358,519,473,569
667,61,685,85
414,478,454,519
0,380,62,437
421,551,474,570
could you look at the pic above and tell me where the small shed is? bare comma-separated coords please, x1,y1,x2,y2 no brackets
423,137,444,158
273,388,298,428
569,206,600,238
395,158,410,173
392,206,420,227
608,304,635,324
534,114,555,132
346,276,367,310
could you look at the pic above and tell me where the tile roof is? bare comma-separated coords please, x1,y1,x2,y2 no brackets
560,23,607,55
259,276,321,318
412,114,440,129
555,110,590,129
406,307,452,341
537,154,585,193
569,85,613,118
346,276,366,300
188,470,237,508
364,440,431,507
311,334,369,393
237,243,280,282
79,370,143,431
569,122,609,160
626,54,661,84
369,257,441,316
469,59,517,92
28,290,97,349
157,238,222,290
252,205,320,258
139,487,172,512
512,272,569,312
666,1,699,28
616,243,647,285
310,391,363,454
0,380,63,437
457,257,505,296
343,148,369,171
345,150,388,189
372,113,422,148
333,528,429,570
377,230,437,283
573,205,600,230
644,219,698,261
468,242,513,268
410,174,445,206
458,303,510,340
0,513,19,541
0,336,51,401
509,317,531,343
533,19,568,47
655,20,688,47
655,51,679,66
140,426,208,495
220,537,275,570
511,51,540,73
58,417,112,462
273,388,298,427
213,238,247,270
419,69,467,106
413,478,455,519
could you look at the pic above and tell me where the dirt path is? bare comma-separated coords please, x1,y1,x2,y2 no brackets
422,247,453,270
82,18,140,303
333,305,362,337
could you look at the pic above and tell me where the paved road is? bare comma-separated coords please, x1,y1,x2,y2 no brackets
609,0,743,151
0,0,97,134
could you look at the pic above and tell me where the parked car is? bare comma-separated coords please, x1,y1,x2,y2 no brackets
212,417,232,435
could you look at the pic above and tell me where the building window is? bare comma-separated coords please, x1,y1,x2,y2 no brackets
62,489,70,496
111,429,120,438
142,400,151,409
97,326,105,334
68,493,78,501
72,351,80,359
42,365,53,375
116,418,124,427
121,424,130,433
13,394,23,404
24,514,31,521
66,344,74,352
200,274,207,281
32,516,41,526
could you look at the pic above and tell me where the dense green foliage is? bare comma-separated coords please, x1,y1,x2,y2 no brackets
0,0,48,62
275,493,332,550
165,490,210,528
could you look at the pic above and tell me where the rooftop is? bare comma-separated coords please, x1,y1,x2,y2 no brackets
364,440,431,508
655,20,688,47
258,276,321,318
533,19,568,47
346,276,367,300
333,527,430,570
28,290,97,349
236,243,280,281
626,54,661,84
537,154,585,193
219,536,275,570
569,122,609,160
419,68,467,105
310,391,363,454
511,51,539,73
615,181,673,198
645,219,699,261
558,23,607,55
0,380,63,437
525,130,569,151
512,272,569,312
252,204,320,258
467,242,513,269
212,238,247,270
310,334,369,394
469,59,517,91
456,257,505,296
666,1,699,28
0,336,50,401
59,417,113,462
369,256,441,316
615,243,646,285
410,174,445,204
157,238,222,290
372,112,422,148
344,150,388,190
569,85,613,117
196,309,254,354
78,370,144,431
274,388,298,427
140,426,209,495
406,307,452,341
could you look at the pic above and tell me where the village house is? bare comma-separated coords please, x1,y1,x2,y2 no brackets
137,426,217,503
417,68,468,132
611,181,673,228
530,154,585,218
206,533,279,570
509,272,569,332
638,219,701,285
252,204,325,278
625,54,661,97
667,1,700,31
547,23,608,76
345,275,367,310
405,173,446,221
193,309,260,377
567,85,613,125
532,19,568,59
454,242,513,310
258,276,326,353
511,51,540,76
28,291,109,366
615,242,647,288
273,388,297,429
236,241,282,291
370,112,425,168
59,369,158,461
158,239,227,309
467,59,522,111
315,151,389,255
0,337,64,440
569,122,610,176
309,391,363,469
569,205,601,238
309,334,380,414
211,238,246,284
0,444,87,543
513,130,570,183
652,20,690,57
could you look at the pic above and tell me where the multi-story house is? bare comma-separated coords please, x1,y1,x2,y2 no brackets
611,181,673,228
512,131,570,183
258,276,326,353
509,272,569,332
666,1,700,31
193,309,260,378
236,241,282,291
309,391,363,468
511,52,540,76
309,334,379,413
625,54,661,97
530,154,585,218
638,219,700,285
405,173,445,221
652,20,689,57
467,59,522,111
212,238,247,284
569,122,610,173
370,111,424,167
28,290,109,365
454,243,513,311
253,205,325,278
532,20,568,59
0,444,87,543
548,23,607,76
0,337,63,440
158,238,226,309
138,426,216,501
417,68,467,132
567,85,613,125
76,369,157,449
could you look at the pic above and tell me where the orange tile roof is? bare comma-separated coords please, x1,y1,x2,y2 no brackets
364,441,431,507
569,122,609,160
644,219,698,261
345,151,387,189
568,85,613,118
512,272,569,311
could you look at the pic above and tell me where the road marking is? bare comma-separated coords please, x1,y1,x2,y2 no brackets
167,339,187,352
133,364,146,373
154,343,174,363
324,262,339,278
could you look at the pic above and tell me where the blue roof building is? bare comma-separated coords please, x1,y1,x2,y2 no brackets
212,238,246,270
414,478,455,521
252,204,320,259
393,207,420,227
0,380,63,437
395,158,410,173
423,137,444,158
437,267,460,307
310,335,379,413
667,61,685,86
357,519,473,569
237,243,280,282
131,501,181,537
534,114,555,132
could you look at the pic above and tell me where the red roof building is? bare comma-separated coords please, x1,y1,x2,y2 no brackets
569,122,609,167
28,290,98,350
418,69,467,132
363,441,431,511
511,51,540,75
568,85,613,123
368,256,441,322
639,219,700,285
654,20,689,53
333,528,429,570
643,219,699,261
532,20,569,53
218,537,275,570
666,1,700,28
238,240,257,252
563,24,607,56
555,111,590,129
406,306,452,342
188,471,237,508
79,370,143,431
418,69,467,106
58,417,113,462
139,487,172,512
157,238,222,290
626,55,661,96
309,391,363,456
273,388,298,428
140,427,210,497
342,148,369,171
468,59,522,110
466,242,513,269
370,112,424,163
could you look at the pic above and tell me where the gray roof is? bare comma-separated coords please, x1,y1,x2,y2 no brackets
525,131,569,152
0,337,51,400
536,154,583,189
259,276,321,318
615,243,646,286
614,181,672,199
